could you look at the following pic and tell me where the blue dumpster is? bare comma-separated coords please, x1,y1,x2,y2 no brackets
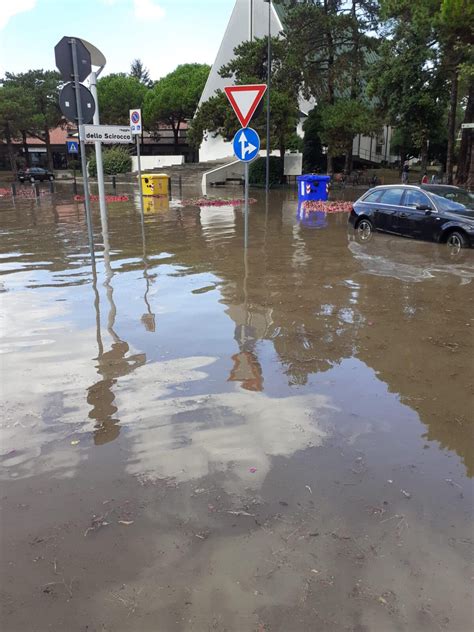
297,174,331,202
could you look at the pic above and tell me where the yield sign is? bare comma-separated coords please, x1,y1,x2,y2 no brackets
224,84,267,128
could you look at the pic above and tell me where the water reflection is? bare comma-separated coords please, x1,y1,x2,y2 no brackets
0,192,473,481
87,219,147,445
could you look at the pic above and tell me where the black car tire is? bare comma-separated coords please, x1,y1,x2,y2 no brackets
356,218,374,242
446,230,468,253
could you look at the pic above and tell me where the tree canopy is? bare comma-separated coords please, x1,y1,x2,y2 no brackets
97,73,149,125
144,63,210,151
1,70,62,170
130,59,152,87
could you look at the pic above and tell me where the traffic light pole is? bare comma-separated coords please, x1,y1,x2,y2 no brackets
70,37,95,261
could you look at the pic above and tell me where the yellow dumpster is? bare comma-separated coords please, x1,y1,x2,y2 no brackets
143,195,169,214
141,173,169,196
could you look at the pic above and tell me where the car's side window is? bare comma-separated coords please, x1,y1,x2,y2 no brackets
379,188,405,205
363,191,383,203
404,190,432,209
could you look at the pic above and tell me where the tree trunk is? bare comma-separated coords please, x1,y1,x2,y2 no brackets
21,130,30,167
446,69,458,184
467,138,474,191
170,120,180,155
420,137,429,176
5,124,17,175
44,126,53,170
457,83,473,185
344,139,353,174
326,150,333,174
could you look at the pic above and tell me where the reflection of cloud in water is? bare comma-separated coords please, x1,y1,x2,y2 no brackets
1,291,97,479
348,241,474,284
115,357,333,492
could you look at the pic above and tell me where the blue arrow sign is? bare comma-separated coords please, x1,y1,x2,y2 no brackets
67,140,79,154
233,127,260,162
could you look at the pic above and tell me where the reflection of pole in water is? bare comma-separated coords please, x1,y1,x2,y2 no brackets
139,212,156,332
87,220,146,446
228,245,263,391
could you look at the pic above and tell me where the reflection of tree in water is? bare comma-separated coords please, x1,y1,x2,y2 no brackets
117,201,472,477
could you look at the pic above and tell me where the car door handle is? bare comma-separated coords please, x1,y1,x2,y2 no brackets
399,213,407,218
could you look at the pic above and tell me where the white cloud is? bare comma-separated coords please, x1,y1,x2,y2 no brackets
133,0,165,21
0,0,36,30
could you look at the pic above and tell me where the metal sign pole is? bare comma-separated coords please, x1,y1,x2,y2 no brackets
136,135,145,222
70,38,95,260
265,0,271,193
244,162,249,249
89,70,108,251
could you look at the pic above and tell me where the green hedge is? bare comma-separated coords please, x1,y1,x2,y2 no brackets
249,156,284,186
88,146,132,177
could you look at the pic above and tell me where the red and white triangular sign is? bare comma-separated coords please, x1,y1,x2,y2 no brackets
224,84,267,128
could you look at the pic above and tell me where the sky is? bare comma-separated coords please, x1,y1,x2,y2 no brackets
0,0,236,80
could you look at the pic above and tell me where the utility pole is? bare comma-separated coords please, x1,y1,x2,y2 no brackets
264,0,272,192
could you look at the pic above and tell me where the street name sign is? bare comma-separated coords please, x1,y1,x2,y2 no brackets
82,125,133,144
130,109,142,135
461,123,474,129
224,84,267,128
233,128,260,162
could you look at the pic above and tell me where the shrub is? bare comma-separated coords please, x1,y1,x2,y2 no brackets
249,156,283,186
88,146,132,177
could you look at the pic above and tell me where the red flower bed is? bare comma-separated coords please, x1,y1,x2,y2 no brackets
74,195,129,202
0,187,50,199
183,198,257,207
302,200,353,213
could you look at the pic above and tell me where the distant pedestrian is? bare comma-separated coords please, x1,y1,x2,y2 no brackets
421,173,429,184
402,161,409,184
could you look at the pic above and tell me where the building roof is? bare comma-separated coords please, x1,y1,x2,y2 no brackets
0,127,72,146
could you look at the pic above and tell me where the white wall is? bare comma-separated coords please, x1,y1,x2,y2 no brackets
199,0,284,162
131,155,184,171
199,135,235,162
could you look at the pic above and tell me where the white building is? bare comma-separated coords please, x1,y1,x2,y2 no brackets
198,0,398,167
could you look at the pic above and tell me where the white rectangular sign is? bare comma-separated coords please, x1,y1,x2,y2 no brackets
129,109,142,135
461,122,474,129
81,125,133,144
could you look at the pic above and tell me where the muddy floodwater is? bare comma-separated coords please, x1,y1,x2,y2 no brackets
1,186,473,632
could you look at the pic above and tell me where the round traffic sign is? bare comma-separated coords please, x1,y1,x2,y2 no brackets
233,127,260,162
131,111,140,124
59,82,95,124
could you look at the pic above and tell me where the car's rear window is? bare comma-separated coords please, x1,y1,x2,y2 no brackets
379,188,405,205
430,193,466,212
362,190,383,203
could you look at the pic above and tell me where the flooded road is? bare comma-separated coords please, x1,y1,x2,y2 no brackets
1,187,473,631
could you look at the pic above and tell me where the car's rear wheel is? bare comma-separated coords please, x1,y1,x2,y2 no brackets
356,218,373,242
446,230,467,255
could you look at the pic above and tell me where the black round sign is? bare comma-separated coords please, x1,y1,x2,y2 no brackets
54,36,92,83
59,82,95,124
